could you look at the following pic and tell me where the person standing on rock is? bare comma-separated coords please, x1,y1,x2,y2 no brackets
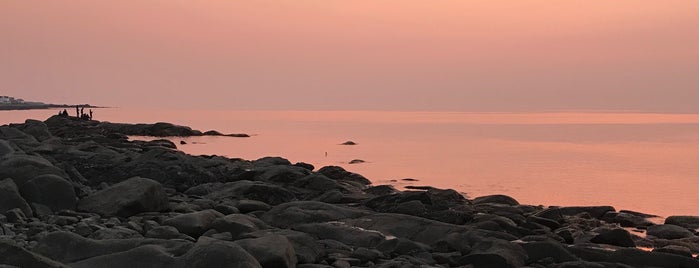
89,109,93,120
75,105,79,117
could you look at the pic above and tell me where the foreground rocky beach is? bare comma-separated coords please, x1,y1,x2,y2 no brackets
1,115,698,268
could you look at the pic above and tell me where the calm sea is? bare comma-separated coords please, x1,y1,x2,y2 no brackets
2,108,698,217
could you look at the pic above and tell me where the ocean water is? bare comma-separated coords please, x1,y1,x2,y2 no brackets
2,108,698,217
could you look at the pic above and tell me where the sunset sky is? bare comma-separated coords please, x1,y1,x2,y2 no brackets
1,1,697,112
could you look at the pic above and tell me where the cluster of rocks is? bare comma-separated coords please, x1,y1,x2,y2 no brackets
1,115,698,268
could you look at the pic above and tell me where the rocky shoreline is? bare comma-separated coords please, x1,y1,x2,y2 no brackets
1,115,698,268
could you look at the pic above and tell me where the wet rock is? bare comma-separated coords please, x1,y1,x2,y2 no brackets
20,174,77,214
603,211,655,228
646,224,694,239
348,159,365,164
77,177,169,217
162,209,224,238
0,239,68,268
364,185,399,196
293,162,315,171
253,157,292,168
473,194,520,206
0,178,33,216
235,235,297,268
254,165,311,183
665,215,699,229
590,228,635,247
340,141,356,145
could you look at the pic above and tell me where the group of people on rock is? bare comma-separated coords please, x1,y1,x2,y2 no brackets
58,105,93,120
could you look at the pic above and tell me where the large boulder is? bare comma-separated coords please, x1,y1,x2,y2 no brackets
607,248,699,267
20,174,77,214
162,209,224,237
253,165,311,183
646,224,695,239
0,154,68,186
175,237,261,268
473,194,520,206
77,177,169,217
0,239,68,268
0,140,15,158
235,235,297,268
0,178,33,216
665,216,699,229
16,119,52,141
520,240,578,264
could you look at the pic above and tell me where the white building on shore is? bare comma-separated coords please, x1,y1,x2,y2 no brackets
0,96,25,104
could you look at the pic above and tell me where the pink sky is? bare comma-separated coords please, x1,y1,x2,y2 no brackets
1,1,697,112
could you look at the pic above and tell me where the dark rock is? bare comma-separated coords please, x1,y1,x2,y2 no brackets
206,180,296,205
604,211,655,228
344,213,470,245
145,226,194,241
364,185,399,196
0,239,69,268
162,209,224,238
317,166,371,185
520,240,578,264
457,238,527,268
295,221,386,248
646,224,694,239
528,215,561,230
176,237,262,268
348,159,365,164
0,140,15,157
350,247,382,263
235,199,272,213
68,245,174,268
653,245,693,258
340,141,357,145
590,228,635,247
145,139,177,149
261,201,368,228
180,140,187,145
376,238,430,256
20,174,77,214
254,165,311,183
77,177,169,217
608,248,699,267
33,231,192,264
534,206,615,221
293,162,315,171
253,157,292,168
292,174,340,193
89,227,144,240
665,216,699,229
0,154,68,187
0,178,33,216
235,235,297,268
211,214,270,239
473,194,520,206
17,119,52,141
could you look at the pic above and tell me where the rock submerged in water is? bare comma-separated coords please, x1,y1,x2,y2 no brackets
340,141,357,145
1,115,698,268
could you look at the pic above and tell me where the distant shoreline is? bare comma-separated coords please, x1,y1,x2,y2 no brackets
0,104,102,111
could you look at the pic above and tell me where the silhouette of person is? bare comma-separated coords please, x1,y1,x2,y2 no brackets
89,109,93,120
62,109,68,116
75,106,79,117
80,107,84,118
